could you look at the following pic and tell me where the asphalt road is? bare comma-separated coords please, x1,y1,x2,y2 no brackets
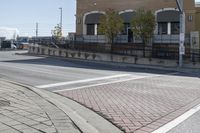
1,50,200,133
0,51,124,87
168,110,200,133
0,50,171,91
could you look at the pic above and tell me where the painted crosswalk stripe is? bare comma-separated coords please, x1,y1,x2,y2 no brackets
36,74,131,89
152,104,200,133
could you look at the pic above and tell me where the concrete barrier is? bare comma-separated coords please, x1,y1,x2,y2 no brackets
28,45,200,69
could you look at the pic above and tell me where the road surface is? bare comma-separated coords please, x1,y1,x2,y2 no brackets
0,50,200,133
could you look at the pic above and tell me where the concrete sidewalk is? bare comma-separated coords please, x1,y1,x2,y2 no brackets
0,80,81,133
0,79,122,133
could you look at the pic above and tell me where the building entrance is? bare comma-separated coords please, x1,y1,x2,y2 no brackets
127,28,133,43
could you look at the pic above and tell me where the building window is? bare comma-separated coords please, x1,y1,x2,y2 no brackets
158,22,167,35
87,24,95,35
171,22,180,34
188,15,193,22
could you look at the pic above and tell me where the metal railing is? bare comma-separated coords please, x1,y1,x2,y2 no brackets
71,34,190,45
34,35,200,63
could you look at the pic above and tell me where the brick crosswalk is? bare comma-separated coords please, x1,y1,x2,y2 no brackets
58,74,200,133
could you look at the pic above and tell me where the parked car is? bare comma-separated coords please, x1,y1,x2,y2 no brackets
1,40,16,49
17,42,29,49
11,43,17,49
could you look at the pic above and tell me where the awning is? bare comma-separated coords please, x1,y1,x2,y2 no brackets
120,12,136,23
157,10,180,22
85,13,104,24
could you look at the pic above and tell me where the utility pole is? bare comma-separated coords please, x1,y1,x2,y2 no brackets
176,0,185,67
36,22,38,37
35,22,38,44
59,7,63,36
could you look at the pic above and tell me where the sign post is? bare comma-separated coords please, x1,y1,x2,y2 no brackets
176,0,185,67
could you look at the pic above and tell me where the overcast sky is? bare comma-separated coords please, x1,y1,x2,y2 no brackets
0,0,199,37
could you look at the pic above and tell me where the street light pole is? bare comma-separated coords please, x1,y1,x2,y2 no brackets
34,22,38,44
36,22,38,38
176,0,185,67
59,7,63,35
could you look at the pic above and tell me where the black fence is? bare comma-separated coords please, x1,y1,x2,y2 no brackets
34,34,200,63
38,41,199,63
70,34,191,45
29,37,66,48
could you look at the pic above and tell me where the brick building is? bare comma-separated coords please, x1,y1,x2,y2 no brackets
195,2,200,36
75,0,198,44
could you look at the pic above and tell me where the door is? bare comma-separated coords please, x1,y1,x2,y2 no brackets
128,28,133,43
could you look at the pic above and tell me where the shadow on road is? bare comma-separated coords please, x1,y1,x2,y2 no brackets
1,55,199,78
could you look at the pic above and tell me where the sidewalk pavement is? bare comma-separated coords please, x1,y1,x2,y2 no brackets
0,79,122,133
0,80,81,133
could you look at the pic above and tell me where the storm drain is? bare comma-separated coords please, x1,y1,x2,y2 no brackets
0,100,10,107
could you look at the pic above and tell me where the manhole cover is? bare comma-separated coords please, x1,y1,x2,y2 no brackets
0,100,10,107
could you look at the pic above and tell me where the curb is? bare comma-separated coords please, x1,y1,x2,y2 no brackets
0,49,26,52
19,52,200,74
3,79,123,133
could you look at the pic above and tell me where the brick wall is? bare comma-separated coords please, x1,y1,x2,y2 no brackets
76,0,196,35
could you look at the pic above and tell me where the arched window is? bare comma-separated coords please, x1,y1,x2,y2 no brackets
119,10,136,42
156,9,180,35
84,12,104,35
119,10,136,35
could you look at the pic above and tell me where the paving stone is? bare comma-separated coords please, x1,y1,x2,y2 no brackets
40,127,57,133
4,120,21,126
42,120,53,126
20,128,41,133
32,123,50,130
34,117,49,122
17,116,32,123
21,120,40,126
0,129,21,133
0,123,12,130
13,124,31,130
26,114,42,120
0,117,14,122
0,80,81,133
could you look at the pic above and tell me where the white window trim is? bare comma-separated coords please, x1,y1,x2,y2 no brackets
119,9,136,15
83,11,105,35
94,24,98,35
154,8,180,35
167,22,171,35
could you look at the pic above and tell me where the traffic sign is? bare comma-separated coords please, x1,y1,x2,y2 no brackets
179,45,185,55
180,33,185,44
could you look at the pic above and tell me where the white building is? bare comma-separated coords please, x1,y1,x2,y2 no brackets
0,27,19,40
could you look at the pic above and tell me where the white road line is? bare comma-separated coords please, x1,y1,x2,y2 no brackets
53,72,177,92
53,75,148,92
36,74,131,89
152,104,200,133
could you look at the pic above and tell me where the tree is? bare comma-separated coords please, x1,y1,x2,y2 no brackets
131,9,155,45
51,24,62,44
98,9,124,45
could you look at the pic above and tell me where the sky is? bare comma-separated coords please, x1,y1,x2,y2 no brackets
0,0,76,37
0,0,200,37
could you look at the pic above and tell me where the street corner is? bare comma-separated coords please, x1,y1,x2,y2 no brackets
0,80,81,133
